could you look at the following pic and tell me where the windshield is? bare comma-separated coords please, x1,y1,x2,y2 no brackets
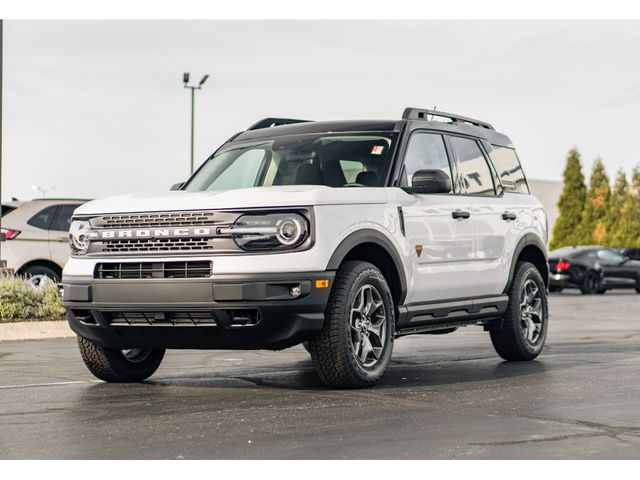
185,133,397,192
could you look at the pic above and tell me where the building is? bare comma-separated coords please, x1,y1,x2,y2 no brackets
528,179,562,241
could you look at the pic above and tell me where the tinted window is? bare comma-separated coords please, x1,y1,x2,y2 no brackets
449,136,495,196
2,205,17,217
27,205,58,230
50,204,81,232
489,145,529,193
401,133,452,191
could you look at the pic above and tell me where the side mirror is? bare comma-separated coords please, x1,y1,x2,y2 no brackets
170,182,184,191
404,169,451,194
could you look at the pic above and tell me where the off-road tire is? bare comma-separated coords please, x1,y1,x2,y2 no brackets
580,270,600,294
77,336,165,382
490,261,548,361
307,261,395,388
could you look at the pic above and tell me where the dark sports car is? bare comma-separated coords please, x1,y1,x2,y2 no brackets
548,246,640,294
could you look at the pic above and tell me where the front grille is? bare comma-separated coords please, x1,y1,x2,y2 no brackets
95,211,218,229
101,237,212,253
95,261,212,279
109,311,217,326
85,210,241,256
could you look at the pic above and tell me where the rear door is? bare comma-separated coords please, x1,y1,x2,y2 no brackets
447,134,509,296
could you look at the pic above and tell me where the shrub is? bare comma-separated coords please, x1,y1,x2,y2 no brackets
0,275,66,323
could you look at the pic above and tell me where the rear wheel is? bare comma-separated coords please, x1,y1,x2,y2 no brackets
490,261,548,361
580,271,600,294
77,336,165,382
307,261,395,388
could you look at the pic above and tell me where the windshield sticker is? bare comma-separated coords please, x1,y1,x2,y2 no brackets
371,145,384,155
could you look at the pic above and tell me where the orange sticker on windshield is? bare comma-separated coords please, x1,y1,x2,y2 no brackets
371,145,384,155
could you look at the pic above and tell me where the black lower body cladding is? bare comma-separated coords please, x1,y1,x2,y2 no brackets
62,271,336,350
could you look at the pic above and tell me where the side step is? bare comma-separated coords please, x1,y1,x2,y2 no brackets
395,295,508,337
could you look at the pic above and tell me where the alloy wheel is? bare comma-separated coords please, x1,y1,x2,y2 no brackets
520,278,544,345
350,284,387,367
121,348,153,363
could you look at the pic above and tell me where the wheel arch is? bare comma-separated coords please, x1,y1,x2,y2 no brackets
326,229,407,306
16,259,63,279
504,234,549,292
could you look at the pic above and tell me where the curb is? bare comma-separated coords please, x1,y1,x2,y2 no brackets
0,321,75,342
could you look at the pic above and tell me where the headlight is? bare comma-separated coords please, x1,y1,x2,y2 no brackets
226,212,309,251
68,220,92,255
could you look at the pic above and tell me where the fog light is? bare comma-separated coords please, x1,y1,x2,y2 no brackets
289,285,301,297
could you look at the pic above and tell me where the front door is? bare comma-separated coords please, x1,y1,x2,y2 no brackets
398,131,477,303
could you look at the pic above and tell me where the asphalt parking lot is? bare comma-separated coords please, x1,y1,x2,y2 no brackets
1,291,639,459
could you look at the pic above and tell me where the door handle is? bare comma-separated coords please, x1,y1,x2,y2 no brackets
452,210,471,220
502,211,517,221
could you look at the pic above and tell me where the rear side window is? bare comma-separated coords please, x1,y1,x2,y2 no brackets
449,136,495,196
27,205,58,230
488,145,529,194
50,204,81,232
401,132,452,191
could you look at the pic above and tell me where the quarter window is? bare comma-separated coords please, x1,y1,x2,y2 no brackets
449,136,495,196
489,145,529,193
401,133,452,191
27,205,57,230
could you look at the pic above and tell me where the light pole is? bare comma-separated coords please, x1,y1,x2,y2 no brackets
183,72,209,175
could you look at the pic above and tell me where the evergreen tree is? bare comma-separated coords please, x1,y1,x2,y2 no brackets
550,148,587,249
578,158,610,245
603,170,628,246
613,165,640,247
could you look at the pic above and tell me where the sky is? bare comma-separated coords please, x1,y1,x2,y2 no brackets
2,20,640,201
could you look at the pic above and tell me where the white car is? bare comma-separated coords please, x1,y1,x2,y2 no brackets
1,199,88,282
62,108,549,388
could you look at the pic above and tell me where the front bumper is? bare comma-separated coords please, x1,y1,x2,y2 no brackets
62,271,335,350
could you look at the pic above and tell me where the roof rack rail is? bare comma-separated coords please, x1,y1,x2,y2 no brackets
247,117,311,131
402,107,494,130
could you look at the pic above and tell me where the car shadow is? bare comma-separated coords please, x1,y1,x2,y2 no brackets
78,355,549,395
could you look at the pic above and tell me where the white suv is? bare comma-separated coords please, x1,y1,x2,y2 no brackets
62,108,549,388
1,199,87,282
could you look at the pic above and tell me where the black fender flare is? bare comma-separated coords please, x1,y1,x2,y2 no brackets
504,233,549,293
326,229,408,304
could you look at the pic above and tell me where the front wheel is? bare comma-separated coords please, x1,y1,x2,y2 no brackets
490,261,548,361
307,261,395,388
77,336,165,382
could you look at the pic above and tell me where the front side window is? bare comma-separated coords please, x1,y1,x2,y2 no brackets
185,133,397,191
488,145,529,194
400,132,452,191
449,136,495,196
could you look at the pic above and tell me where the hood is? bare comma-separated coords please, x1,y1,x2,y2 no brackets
74,185,389,215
